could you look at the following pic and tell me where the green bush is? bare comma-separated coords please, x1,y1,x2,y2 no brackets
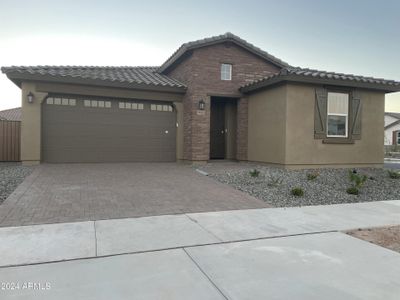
306,171,319,181
348,170,367,189
291,187,304,197
346,170,367,196
346,187,359,195
388,170,400,179
249,169,260,178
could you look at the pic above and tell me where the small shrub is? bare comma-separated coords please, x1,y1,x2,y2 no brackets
346,170,367,196
388,170,400,179
306,171,319,181
348,170,367,189
346,187,359,195
291,187,304,197
249,169,260,178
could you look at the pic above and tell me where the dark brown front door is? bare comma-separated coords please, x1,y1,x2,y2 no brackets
210,100,225,159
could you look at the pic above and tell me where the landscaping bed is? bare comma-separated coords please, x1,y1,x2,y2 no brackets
347,226,400,253
199,163,400,207
0,163,33,204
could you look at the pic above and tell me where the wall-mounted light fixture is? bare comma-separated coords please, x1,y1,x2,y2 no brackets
27,92,34,103
198,99,205,110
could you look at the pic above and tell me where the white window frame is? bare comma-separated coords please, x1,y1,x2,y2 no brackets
326,92,349,138
221,63,232,81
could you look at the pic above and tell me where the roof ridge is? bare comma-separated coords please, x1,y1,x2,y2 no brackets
158,32,291,73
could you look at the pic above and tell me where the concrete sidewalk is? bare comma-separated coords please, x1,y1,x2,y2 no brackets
1,200,400,299
1,200,400,267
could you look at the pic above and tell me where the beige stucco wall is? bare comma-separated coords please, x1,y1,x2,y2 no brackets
20,82,48,164
247,82,385,168
285,83,385,167
35,82,184,102
20,81,185,163
247,84,287,164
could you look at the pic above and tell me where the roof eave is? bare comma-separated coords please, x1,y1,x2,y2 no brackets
4,72,187,94
384,120,400,130
240,75,400,94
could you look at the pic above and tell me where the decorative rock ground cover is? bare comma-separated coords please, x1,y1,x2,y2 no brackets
0,163,33,204
200,163,400,207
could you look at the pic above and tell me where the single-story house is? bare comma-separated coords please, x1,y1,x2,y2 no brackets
0,107,21,121
384,112,400,146
2,33,400,168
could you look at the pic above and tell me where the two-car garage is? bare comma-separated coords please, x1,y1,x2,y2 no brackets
41,96,177,163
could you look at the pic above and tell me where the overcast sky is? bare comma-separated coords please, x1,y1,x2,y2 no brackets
0,0,399,111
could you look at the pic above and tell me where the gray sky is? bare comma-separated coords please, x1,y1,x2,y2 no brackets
0,0,399,111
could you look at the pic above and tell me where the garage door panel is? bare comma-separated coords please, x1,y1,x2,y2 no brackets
42,99,176,163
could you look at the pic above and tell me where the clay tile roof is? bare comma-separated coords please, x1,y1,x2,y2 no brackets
0,107,21,121
240,67,400,93
385,112,400,119
1,66,187,92
158,32,291,73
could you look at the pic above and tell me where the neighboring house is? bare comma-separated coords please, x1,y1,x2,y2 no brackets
384,112,400,146
0,107,21,121
1,33,400,167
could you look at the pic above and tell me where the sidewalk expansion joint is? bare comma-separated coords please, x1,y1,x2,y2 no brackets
184,214,224,242
183,248,229,300
0,229,339,269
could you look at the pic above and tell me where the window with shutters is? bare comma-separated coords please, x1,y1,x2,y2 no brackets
326,92,349,138
315,88,361,142
397,131,400,145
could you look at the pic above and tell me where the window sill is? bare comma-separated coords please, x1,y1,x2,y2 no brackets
322,138,355,144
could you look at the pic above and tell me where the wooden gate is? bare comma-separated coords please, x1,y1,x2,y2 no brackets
0,120,21,161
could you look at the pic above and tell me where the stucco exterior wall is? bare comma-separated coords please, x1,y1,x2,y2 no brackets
284,83,385,167
20,82,48,164
247,84,287,164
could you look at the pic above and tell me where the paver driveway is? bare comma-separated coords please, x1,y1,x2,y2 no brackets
0,163,267,227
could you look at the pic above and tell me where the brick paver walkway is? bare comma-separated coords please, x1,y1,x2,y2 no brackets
0,163,267,227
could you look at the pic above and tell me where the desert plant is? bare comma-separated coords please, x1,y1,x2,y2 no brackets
306,171,319,181
388,169,400,179
348,170,367,189
346,187,359,195
291,187,304,197
346,170,367,195
249,169,260,178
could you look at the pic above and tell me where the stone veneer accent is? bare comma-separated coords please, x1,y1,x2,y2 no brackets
166,42,281,161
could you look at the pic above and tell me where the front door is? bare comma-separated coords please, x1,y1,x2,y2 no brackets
210,100,225,159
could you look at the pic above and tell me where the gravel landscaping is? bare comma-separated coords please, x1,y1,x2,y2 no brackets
199,162,400,207
0,163,34,204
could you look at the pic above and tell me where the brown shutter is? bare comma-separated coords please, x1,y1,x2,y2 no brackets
314,88,327,139
394,131,398,145
351,90,362,140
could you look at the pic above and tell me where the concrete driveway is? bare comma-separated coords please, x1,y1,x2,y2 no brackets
0,163,267,227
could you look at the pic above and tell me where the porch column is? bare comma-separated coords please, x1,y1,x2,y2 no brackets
21,82,48,165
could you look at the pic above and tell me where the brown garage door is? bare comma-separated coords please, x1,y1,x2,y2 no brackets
42,96,176,163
